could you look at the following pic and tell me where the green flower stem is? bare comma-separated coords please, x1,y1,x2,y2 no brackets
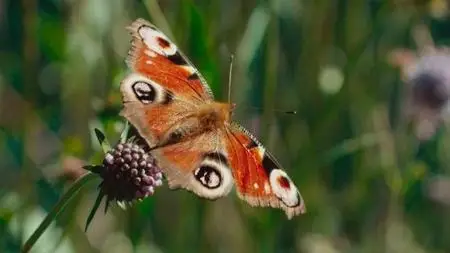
21,172,98,253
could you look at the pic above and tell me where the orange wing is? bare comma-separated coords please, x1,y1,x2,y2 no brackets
225,123,305,219
120,73,198,146
151,130,235,200
120,19,214,146
127,18,213,102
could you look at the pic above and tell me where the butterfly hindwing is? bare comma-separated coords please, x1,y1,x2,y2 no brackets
152,130,234,199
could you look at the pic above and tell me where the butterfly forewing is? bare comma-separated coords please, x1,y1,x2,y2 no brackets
121,18,215,146
126,18,214,102
225,124,305,218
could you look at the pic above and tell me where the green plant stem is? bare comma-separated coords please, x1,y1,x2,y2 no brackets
21,172,98,253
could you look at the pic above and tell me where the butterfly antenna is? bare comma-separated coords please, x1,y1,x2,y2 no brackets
280,110,297,115
228,54,234,104
240,105,297,115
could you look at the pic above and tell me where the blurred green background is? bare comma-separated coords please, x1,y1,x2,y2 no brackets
2,0,450,252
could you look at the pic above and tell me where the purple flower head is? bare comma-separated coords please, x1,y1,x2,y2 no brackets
83,125,165,231
100,142,163,203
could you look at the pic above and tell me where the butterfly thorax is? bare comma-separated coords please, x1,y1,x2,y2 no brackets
156,102,232,148
197,102,232,129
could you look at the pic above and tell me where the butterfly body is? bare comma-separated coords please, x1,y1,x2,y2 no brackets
153,101,232,149
120,18,305,218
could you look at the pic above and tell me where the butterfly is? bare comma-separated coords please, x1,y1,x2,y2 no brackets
119,18,305,218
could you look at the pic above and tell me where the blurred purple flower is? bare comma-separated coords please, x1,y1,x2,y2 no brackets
389,27,450,140
427,176,450,206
